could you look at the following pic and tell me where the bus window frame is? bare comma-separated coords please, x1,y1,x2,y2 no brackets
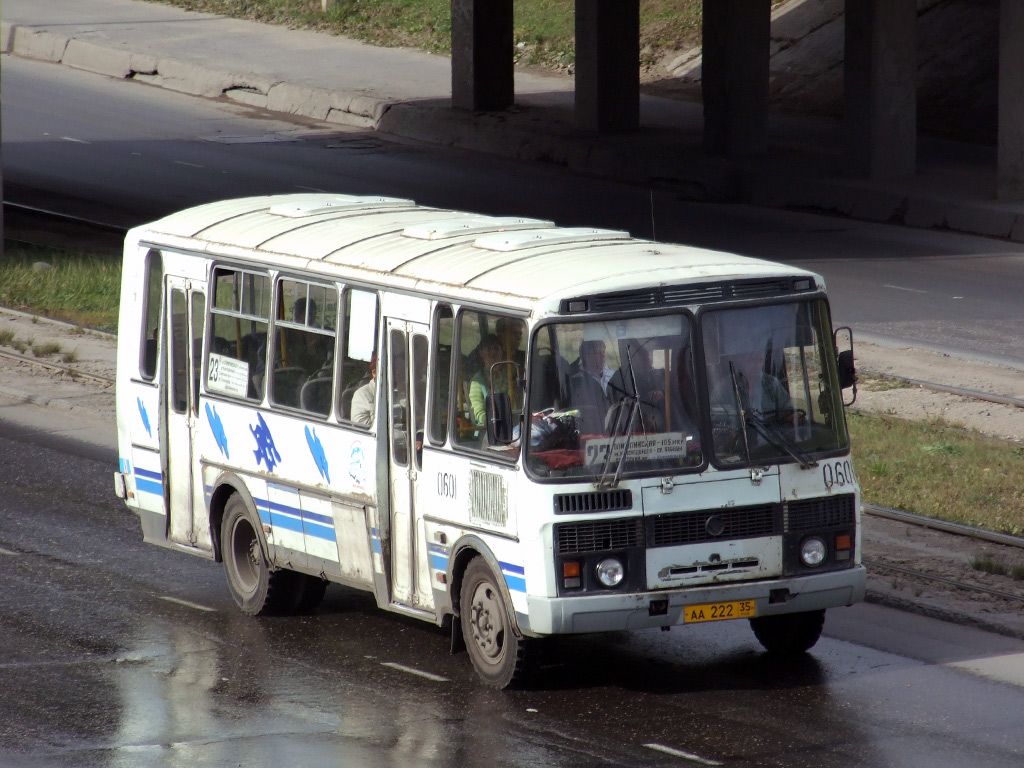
139,249,163,382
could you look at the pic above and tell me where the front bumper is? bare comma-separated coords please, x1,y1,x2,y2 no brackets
521,565,866,636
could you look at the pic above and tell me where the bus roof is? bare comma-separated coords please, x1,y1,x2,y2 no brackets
131,194,824,314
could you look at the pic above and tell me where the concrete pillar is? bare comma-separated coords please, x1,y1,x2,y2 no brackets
702,0,771,156
575,0,639,133
997,0,1024,200
843,0,917,179
450,0,514,111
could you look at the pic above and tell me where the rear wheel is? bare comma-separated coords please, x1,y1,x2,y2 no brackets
749,609,826,654
460,557,531,688
221,494,300,615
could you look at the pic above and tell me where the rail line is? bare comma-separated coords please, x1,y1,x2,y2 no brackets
0,348,114,388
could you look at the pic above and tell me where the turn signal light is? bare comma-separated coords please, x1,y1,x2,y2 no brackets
563,561,581,589
835,534,852,550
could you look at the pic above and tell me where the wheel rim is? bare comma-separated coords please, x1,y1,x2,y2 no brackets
229,516,261,596
468,580,506,667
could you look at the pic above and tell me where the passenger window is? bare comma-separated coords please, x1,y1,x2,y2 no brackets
428,304,453,445
453,310,525,451
207,267,270,401
340,289,379,425
140,249,162,380
270,279,337,415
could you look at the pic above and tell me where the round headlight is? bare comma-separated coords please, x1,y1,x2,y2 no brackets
800,537,828,567
596,558,625,587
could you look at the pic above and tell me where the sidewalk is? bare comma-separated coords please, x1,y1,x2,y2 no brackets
4,0,1024,243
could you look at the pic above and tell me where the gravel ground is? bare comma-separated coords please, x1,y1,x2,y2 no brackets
2,307,1023,637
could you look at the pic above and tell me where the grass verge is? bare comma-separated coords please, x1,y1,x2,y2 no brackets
0,243,121,332
849,411,1024,538
148,0,705,72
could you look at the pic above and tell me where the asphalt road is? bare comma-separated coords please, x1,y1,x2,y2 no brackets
5,56,1024,367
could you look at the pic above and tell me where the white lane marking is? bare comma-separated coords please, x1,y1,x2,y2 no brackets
172,160,204,168
644,743,723,766
160,596,216,612
61,136,89,143
380,662,449,682
881,284,928,294
945,652,1024,688
0,547,20,556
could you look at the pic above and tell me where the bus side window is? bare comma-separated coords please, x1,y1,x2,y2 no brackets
339,289,378,424
140,249,162,380
428,304,453,445
270,279,337,415
207,267,270,402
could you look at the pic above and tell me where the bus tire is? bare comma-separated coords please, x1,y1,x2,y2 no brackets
749,609,826,655
221,494,296,616
460,557,530,688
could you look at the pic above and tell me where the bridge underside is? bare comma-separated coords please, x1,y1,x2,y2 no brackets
449,0,1024,200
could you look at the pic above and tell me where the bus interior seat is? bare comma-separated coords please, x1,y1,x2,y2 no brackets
272,365,306,408
340,375,369,420
300,376,333,416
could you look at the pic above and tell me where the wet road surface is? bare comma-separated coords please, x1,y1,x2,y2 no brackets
2,413,1024,768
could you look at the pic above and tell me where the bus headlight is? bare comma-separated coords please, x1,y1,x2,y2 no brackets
596,558,625,587
800,537,827,567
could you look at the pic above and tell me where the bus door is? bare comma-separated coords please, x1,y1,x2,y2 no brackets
164,277,207,550
384,319,430,607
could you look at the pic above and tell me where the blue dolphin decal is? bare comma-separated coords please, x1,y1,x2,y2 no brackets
137,397,152,437
306,425,330,483
206,403,230,459
250,413,281,472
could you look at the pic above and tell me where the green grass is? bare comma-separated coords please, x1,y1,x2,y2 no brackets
849,411,1024,538
149,0,706,71
0,243,121,332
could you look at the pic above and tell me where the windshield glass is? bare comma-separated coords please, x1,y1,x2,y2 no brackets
703,299,848,467
526,314,702,479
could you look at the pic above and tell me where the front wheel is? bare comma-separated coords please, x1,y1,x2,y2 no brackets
221,495,301,615
460,557,531,688
749,609,826,655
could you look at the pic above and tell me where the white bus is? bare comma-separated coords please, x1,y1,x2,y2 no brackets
114,193,864,687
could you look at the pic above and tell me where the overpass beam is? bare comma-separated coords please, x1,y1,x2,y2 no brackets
843,0,917,179
998,0,1024,199
575,0,640,132
451,0,514,111
701,0,771,157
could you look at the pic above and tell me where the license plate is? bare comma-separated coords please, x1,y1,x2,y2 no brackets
683,599,756,624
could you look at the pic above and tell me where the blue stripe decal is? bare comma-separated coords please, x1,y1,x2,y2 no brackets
269,512,304,534
303,520,337,544
135,467,162,481
503,574,527,593
136,478,163,497
429,552,448,571
499,561,525,576
119,458,131,474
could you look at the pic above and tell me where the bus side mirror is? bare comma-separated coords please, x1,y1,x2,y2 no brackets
486,393,514,445
834,326,857,405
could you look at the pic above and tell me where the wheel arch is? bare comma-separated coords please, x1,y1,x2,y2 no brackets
447,534,523,639
207,471,263,564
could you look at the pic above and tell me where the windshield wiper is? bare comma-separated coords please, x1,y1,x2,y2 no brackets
597,394,639,489
745,409,819,469
729,362,753,466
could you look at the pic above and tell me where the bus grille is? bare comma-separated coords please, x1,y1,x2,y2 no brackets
648,504,778,548
787,495,856,532
554,518,643,554
553,489,633,515
469,470,508,527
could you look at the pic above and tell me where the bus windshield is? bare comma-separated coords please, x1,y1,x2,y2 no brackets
526,313,702,479
525,299,849,479
703,299,848,468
